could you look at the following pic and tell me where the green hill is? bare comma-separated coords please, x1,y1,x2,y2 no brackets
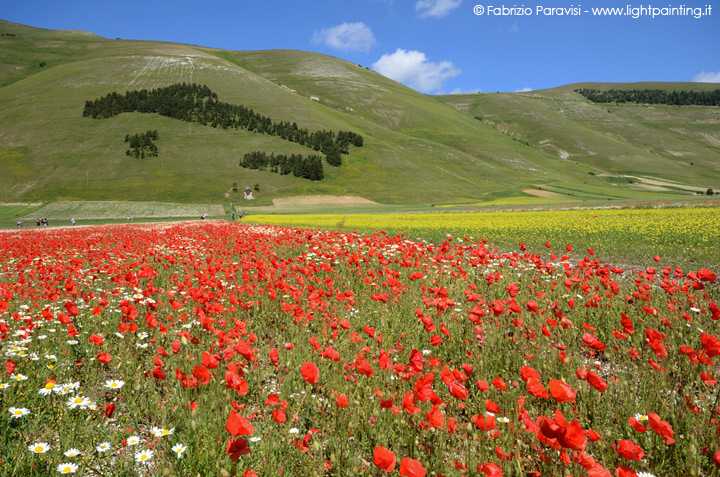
438,83,720,197
1,19,718,207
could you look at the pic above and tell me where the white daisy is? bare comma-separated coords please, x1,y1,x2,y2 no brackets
56,462,79,474
63,448,82,457
10,374,28,381
126,436,141,446
150,426,174,437
134,449,154,463
104,379,124,390
171,443,187,457
66,395,91,409
0,382,10,389
8,407,30,418
28,442,50,453
96,442,111,452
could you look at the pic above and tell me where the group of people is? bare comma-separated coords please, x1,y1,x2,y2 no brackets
15,218,75,228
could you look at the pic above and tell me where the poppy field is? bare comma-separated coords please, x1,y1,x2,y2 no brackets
1,220,720,476
248,204,720,269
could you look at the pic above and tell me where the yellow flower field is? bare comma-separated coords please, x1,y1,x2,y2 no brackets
249,206,720,267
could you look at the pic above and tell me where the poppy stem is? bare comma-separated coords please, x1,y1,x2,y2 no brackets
709,385,720,426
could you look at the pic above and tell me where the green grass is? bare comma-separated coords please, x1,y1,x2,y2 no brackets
16,201,226,220
0,203,42,223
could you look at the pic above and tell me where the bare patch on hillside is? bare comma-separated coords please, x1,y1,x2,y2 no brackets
272,196,378,207
523,189,568,199
296,58,361,80
538,139,570,159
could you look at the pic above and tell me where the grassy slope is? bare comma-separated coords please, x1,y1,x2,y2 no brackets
1,19,718,208
438,84,720,191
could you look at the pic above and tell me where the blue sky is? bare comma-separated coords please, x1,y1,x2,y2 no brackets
3,0,719,93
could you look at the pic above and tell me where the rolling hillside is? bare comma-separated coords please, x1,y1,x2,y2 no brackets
1,19,718,207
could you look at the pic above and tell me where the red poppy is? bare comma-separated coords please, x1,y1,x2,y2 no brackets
628,417,648,433
474,413,496,431
373,446,396,472
103,403,115,418
613,440,645,460
226,438,250,460
426,405,444,428
549,379,576,403
335,393,349,408
97,352,111,365
399,457,426,477
201,351,220,369
698,268,717,282
647,412,675,443
301,361,319,385
88,334,104,346
702,333,720,357
586,371,608,393
226,411,254,436
6,359,16,375
492,376,507,391
527,378,549,399
272,408,286,423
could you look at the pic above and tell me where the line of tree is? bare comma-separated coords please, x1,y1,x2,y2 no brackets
125,130,159,158
83,83,363,167
241,151,324,181
576,88,720,106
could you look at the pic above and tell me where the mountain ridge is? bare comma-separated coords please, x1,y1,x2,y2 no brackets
1,19,718,206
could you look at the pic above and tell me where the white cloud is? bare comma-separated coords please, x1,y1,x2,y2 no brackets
373,49,461,93
311,22,376,53
514,87,533,92
415,0,462,18
693,71,720,83
449,87,482,94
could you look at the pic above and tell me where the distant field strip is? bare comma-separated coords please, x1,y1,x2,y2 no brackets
20,201,222,219
249,206,720,267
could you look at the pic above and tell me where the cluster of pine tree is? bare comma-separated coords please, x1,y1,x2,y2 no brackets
125,130,159,158
576,88,720,106
83,83,363,167
241,152,324,181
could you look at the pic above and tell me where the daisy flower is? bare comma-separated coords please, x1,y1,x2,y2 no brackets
63,448,82,457
10,374,28,381
56,463,79,474
9,407,30,418
104,379,124,390
171,443,187,457
288,428,300,435
497,417,510,424
151,426,175,437
66,395,91,409
0,382,10,389
135,449,154,463
126,436,141,446
96,442,111,452
28,442,51,453
634,413,649,421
